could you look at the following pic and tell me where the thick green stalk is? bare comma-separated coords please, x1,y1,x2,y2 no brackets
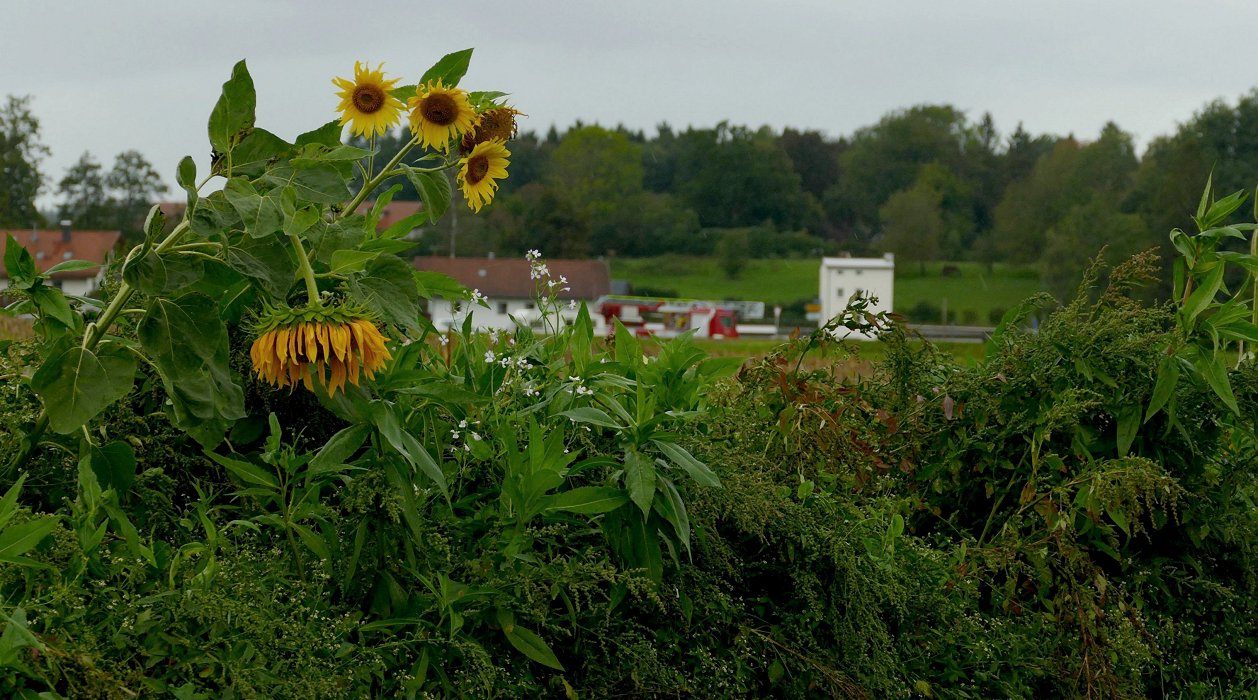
288,231,322,306
9,220,192,476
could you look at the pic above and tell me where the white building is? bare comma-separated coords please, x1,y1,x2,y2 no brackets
0,226,121,298
819,253,895,338
414,256,611,333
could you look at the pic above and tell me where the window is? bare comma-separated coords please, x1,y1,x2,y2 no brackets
837,288,845,299
497,302,508,314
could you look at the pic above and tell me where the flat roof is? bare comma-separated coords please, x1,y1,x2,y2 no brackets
820,256,894,270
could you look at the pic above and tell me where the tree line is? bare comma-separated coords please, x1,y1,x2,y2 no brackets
7,89,1258,298
0,96,167,241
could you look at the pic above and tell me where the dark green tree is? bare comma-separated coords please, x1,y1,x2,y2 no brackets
56,152,112,229
107,150,168,240
878,181,944,273
0,95,50,228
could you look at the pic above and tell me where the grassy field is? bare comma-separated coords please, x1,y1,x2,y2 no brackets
610,257,1046,324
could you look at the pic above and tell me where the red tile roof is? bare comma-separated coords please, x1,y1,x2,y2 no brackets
355,200,424,231
1,229,122,279
413,256,610,300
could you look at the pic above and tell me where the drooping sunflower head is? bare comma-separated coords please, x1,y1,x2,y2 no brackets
457,139,511,213
407,80,478,153
460,106,525,154
333,62,405,138
249,303,392,395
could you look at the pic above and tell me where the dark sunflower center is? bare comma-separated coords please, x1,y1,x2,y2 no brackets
421,93,458,126
352,85,385,114
465,155,491,185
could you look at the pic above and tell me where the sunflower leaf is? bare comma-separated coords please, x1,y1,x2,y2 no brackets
208,59,257,162
404,168,451,225
31,339,137,434
348,255,421,332
420,48,473,88
138,293,245,447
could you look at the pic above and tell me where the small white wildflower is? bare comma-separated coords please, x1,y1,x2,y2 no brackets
577,386,594,397
559,275,568,284
484,350,496,363
463,444,471,453
470,431,481,441
515,357,530,369
486,328,499,342
568,300,577,310
450,429,460,439
569,375,582,383
438,334,450,346
526,249,541,261
470,289,486,304
459,419,468,429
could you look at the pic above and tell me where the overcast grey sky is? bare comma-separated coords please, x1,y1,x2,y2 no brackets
5,0,1258,209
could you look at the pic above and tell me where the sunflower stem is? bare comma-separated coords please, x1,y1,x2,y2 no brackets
288,232,322,307
342,135,421,218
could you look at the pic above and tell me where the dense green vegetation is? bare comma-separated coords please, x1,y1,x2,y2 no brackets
1,54,1255,699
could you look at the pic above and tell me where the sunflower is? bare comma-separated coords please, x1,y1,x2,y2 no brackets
249,305,392,395
408,80,477,152
457,139,511,213
460,106,524,154
333,62,405,138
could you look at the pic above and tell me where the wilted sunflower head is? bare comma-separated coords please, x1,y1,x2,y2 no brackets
332,62,405,138
460,106,524,154
249,303,392,395
458,139,511,213
407,80,478,153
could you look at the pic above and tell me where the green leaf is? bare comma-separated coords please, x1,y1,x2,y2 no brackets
89,440,137,494
177,156,198,211
560,407,622,429
420,48,474,88
545,487,630,515
204,450,278,488
404,169,450,224
1195,353,1239,415
381,211,429,241
653,476,691,557
370,402,448,498
138,293,245,446
208,60,256,156
413,271,468,300
1195,172,1213,223
29,285,77,328
123,249,205,296
1146,354,1180,422
1115,404,1140,457
31,339,136,434
308,217,367,265
263,164,350,204
651,439,720,488
349,255,420,332
0,476,27,530
310,424,370,471
623,449,656,517
223,178,282,238
328,250,381,275
228,128,293,178
225,234,297,299
2,235,37,289
0,517,59,562
295,120,341,148
496,609,564,670
43,259,97,275
188,190,241,238
1181,263,1224,326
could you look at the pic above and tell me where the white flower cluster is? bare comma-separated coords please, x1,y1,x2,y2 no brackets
449,418,483,454
567,374,594,397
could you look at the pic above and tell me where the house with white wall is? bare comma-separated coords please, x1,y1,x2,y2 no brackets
0,225,121,298
414,256,611,333
819,253,895,338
